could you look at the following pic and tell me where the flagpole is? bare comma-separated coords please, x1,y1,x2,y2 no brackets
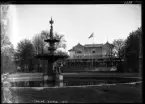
93,33,94,44
92,33,94,69
93,36,94,44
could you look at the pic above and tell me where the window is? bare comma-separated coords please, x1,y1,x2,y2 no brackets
92,50,95,53
77,51,82,53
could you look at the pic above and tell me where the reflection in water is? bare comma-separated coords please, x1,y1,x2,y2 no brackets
2,81,12,103
2,80,19,103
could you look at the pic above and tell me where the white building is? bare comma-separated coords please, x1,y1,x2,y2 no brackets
68,42,115,59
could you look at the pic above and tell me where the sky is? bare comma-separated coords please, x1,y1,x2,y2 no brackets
7,4,141,51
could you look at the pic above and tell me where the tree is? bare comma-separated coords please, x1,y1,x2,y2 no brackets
1,44,17,73
32,33,47,72
113,39,125,58
113,28,141,73
54,33,67,49
1,5,11,53
32,33,46,54
1,5,17,74
117,27,141,73
123,27,141,72
15,39,35,72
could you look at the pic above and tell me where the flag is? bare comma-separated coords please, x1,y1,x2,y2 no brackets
88,33,94,39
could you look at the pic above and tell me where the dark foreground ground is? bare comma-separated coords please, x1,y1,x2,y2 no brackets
4,83,142,103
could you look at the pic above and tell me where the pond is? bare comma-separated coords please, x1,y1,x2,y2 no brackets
1,72,142,103
2,81,142,103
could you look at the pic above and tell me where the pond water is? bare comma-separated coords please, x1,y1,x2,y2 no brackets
2,80,141,103
2,76,141,103
1,73,141,103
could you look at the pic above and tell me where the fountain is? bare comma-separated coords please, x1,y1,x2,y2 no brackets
35,17,68,87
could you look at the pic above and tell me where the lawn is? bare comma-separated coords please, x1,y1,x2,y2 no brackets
7,82,142,103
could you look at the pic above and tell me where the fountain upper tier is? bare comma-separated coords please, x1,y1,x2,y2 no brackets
44,38,60,43
44,38,60,52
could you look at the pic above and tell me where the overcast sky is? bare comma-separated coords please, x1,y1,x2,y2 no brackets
8,4,141,51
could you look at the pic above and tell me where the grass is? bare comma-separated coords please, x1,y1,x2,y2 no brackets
8,83,142,103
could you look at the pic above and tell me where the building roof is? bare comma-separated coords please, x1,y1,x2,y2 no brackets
84,44,103,47
68,43,84,51
68,48,75,51
68,42,114,52
103,41,114,48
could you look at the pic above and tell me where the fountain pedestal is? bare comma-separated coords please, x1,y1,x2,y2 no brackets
57,74,63,87
42,57,56,87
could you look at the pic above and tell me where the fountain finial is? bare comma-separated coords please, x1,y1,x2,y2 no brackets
49,17,54,25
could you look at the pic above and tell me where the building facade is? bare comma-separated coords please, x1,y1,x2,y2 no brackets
68,42,115,59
